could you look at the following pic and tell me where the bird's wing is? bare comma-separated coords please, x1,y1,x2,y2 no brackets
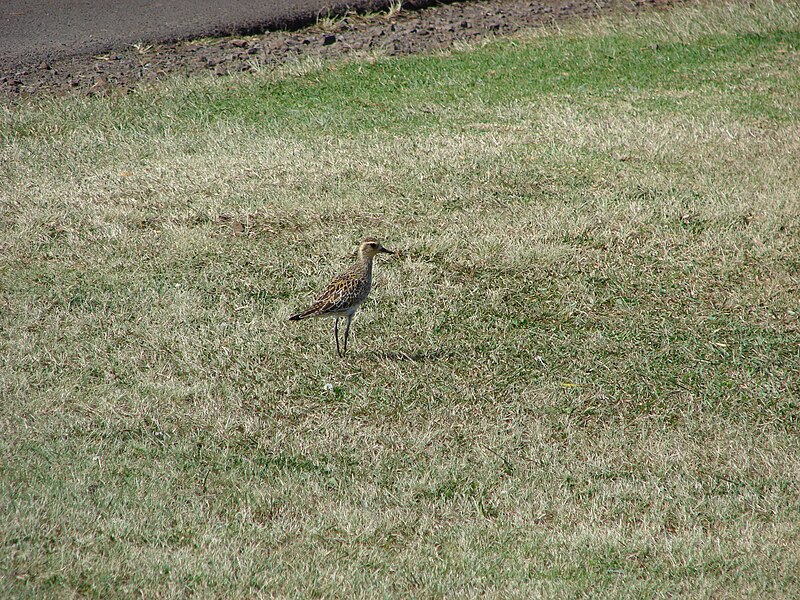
314,270,362,308
291,270,361,319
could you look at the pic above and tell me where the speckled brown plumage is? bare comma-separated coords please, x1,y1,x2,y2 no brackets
289,237,394,356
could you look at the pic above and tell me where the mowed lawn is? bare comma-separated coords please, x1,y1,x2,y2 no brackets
2,1,799,597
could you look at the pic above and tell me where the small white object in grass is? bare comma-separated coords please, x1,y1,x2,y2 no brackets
323,383,334,393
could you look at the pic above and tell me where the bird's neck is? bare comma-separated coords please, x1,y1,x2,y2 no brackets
356,253,374,276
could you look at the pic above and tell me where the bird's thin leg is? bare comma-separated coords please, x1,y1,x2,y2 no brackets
343,314,353,356
334,317,342,357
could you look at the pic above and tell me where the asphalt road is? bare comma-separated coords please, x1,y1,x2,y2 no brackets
0,0,409,71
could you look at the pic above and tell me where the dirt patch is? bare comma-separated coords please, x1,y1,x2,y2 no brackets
1,0,674,99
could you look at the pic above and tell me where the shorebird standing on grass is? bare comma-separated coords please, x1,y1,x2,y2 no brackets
289,237,394,357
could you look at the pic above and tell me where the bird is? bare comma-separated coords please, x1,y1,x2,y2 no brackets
289,237,394,357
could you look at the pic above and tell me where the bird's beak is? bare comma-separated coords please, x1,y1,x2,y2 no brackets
380,247,394,255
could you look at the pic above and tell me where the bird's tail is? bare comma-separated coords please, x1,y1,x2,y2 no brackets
288,306,318,321
289,299,333,321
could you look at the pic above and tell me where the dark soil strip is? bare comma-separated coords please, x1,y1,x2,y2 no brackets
1,0,674,99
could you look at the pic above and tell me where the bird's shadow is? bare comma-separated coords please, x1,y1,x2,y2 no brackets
368,350,450,363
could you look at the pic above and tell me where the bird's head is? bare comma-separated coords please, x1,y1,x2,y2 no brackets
358,237,394,259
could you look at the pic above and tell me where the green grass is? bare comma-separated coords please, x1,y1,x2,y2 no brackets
2,0,800,596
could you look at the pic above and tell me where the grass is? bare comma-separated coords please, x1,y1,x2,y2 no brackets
2,0,800,596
